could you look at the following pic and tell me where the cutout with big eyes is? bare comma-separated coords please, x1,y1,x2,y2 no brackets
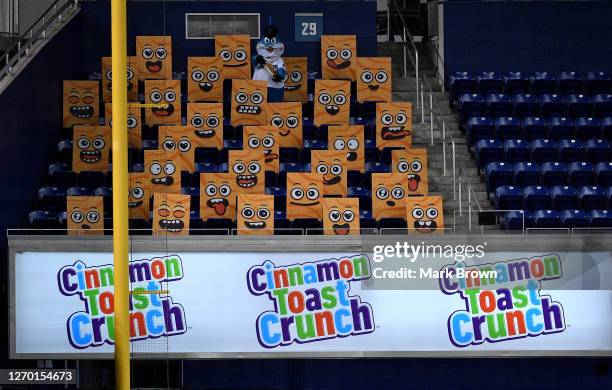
128,173,150,220
232,159,262,188
282,57,308,102
317,89,347,116
314,80,351,126
234,89,265,115
321,36,357,80
391,148,428,194
186,103,223,149
72,126,110,173
200,173,237,220
136,36,172,80
187,57,224,102
150,88,176,116
219,47,248,66
380,110,410,140
237,194,274,235
356,57,392,102
67,196,104,235
411,205,438,232
405,196,444,234
328,206,355,235
286,173,323,221
241,204,270,229
216,35,251,80
204,182,232,216
315,160,343,185
372,173,408,220
141,44,167,73
191,68,220,91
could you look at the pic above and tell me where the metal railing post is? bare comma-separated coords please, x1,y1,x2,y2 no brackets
429,91,434,146
420,84,424,124
458,181,462,216
452,141,456,200
402,27,407,78
468,188,472,231
415,50,419,108
442,122,447,176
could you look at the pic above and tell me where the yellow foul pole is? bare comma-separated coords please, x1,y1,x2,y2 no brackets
111,0,130,388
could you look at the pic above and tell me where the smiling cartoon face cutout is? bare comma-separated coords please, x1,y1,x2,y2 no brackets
215,35,251,80
314,80,350,126
328,125,364,172
63,80,99,127
244,126,279,173
104,103,142,149
405,196,444,234
228,150,265,194
72,126,111,173
283,57,308,102
67,196,104,235
135,36,172,80
266,102,302,148
237,194,274,235
186,103,223,149
357,57,391,102
101,56,138,102
200,173,237,221
311,150,347,196
144,149,181,194
128,173,150,221
153,193,190,236
231,79,267,126
144,80,181,125
376,102,413,149
391,149,428,195
187,57,223,102
159,126,195,173
321,35,357,80
286,173,323,221
322,198,359,235
372,173,408,220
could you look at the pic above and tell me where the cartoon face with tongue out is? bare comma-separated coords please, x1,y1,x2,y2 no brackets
244,126,279,173
391,148,428,195
376,102,413,149
230,79,268,126
237,194,274,235
187,57,223,102
186,103,223,150
128,173,150,221
356,57,392,103
101,56,138,102
321,35,357,80
372,173,408,220
286,173,323,221
63,80,99,127
322,198,359,235
310,150,347,196
314,80,350,126
144,79,181,125
105,103,142,149
153,193,190,236
328,125,365,172
266,102,302,148
228,150,265,194
215,35,251,80
405,196,444,234
67,196,104,235
159,126,196,173
136,36,172,80
144,149,181,194
200,173,237,221
72,126,110,173
282,57,308,102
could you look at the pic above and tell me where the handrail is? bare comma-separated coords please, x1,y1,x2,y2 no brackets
426,36,445,92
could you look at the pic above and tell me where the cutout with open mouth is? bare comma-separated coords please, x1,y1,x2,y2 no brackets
199,82,213,92
381,126,411,140
80,150,101,163
151,176,174,186
236,174,258,188
333,223,350,235
327,59,351,69
244,220,266,229
407,174,421,191
152,104,175,117
146,60,163,73
70,105,94,119
237,105,261,115
414,219,437,233
194,129,216,138
159,218,184,232
207,198,229,216
128,200,143,208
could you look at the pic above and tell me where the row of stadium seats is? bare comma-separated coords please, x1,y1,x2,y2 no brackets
502,209,612,230
494,185,612,211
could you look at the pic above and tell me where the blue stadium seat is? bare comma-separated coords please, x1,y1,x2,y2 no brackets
195,147,220,164
67,186,94,196
485,93,513,118
57,140,73,163
585,72,612,95
523,117,548,140
348,186,370,197
602,117,612,141
303,139,327,150
78,171,106,188
531,72,557,95
579,186,607,211
533,209,561,229
595,162,612,187
557,139,584,163
523,185,550,211
530,139,557,163
539,94,566,118
279,162,304,173
28,211,60,229
514,162,540,187
592,94,612,118
458,93,486,118
378,218,407,231
494,186,523,210
484,162,513,193
224,139,243,149
477,72,504,94
567,94,592,118
589,210,612,228
131,162,144,172
504,139,530,163
449,72,476,97
38,187,66,212
548,117,575,140
365,162,388,173
560,210,589,229
551,185,578,210
495,117,522,140
568,162,595,186
503,72,530,95
575,117,602,140
474,139,503,168
265,186,285,197
607,187,612,206
195,162,218,173
142,139,158,150
503,210,533,230
540,162,567,186
466,117,495,145
48,163,77,189
558,71,583,95
513,94,540,117
94,186,113,216
584,139,610,163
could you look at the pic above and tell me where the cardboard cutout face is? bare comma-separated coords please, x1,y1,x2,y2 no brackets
187,57,223,102
67,196,104,235
101,56,138,102
159,126,196,173
215,35,251,80
104,103,142,149
321,35,357,80
237,194,274,235
405,196,444,234
244,126,279,173
72,126,111,173
186,103,223,149
372,173,408,220
310,150,347,196
128,173,150,221
266,102,302,148
228,150,265,194
286,173,323,221
322,198,359,235
391,149,428,195
144,80,181,125
200,173,237,221
328,125,364,172
376,102,413,149
144,149,181,194
153,193,190,236
356,57,392,102
63,80,99,127
231,79,267,126
135,36,172,80
314,80,350,126
283,57,308,102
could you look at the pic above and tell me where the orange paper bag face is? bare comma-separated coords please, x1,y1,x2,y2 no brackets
372,173,408,220
72,126,110,173
186,103,223,149
228,150,265,194
144,149,181,194
321,35,357,80
267,102,302,148
231,79,267,126
376,102,413,149
314,80,350,126
322,198,359,235
283,57,308,102
144,80,181,125
63,80,99,127
244,126,279,173
200,173,237,221
153,193,190,236
101,56,138,102
128,173,150,221
237,194,274,235
104,103,142,149
286,173,323,221
311,150,347,196
67,196,104,235
188,57,223,102
357,57,392,102
216,35,251,80
391,149,428,195
405,196,444,234
136,36,172,80
159,126,195,173
328,125,365,172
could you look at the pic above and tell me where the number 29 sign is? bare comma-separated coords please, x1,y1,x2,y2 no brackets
294,13,323,42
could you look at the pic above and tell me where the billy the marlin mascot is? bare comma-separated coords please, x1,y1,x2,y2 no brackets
253,25,286,102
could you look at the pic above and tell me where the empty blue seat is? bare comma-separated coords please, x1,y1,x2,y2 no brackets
589,210,612,228
551,185,578,210
475,139,503,168
265,186,286,196
533,209,561,228
458,93,486,118
602,117,612,141
131,162,144,172
485,93,513,118
585,72,612,95
67,186,94,197
38,187,66,212
523,117,548,141
279,162,304,173
449,72,476,97
557,139,584,163
503,72,530,94
503,210,532,230
514,162,540,187
477,72,504,94
504,139,530,163
466,117,495,145
224,139,243,149
568,162,595,186
592,94,612,118
78,171,106,188
530,139,557,163
539,94,566,118
484,162,513,193
513,94,540,117
28,211,60,229
94,186,113,215
303,139,327,150
548,117,575,140
595,162,612,187
48,163,77,188
558,71,583,95
567,95,592,118
523,185,550,211
365,162,388,173
348,186,370,197
57,140,73,163
142,139,158,149
575,117,602,140
531,72,557,95
584,139,610,163
195,162,218,173
494,186,523,210
607,187,612,206
579,186,607,210
541,162,567,186
560,210,589,229
495,117,522,140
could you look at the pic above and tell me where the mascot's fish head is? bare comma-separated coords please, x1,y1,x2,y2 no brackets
256,25,284,62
